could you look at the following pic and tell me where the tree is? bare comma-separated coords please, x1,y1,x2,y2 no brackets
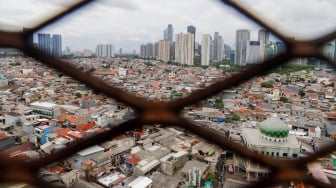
75,92,82,99
214,98,224,109
261,80,274,88
231,113,241,121
298,89,305,97
280,96,291,103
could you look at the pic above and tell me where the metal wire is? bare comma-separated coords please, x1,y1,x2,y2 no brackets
0,0,335,187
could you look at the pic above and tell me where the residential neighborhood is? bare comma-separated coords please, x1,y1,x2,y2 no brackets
0,56,336,187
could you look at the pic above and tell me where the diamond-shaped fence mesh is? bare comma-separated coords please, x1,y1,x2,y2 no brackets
1,0,336,187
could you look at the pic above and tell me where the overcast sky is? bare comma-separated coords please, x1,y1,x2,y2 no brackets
1,0,336,53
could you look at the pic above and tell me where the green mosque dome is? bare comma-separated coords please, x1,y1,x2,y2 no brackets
259,115,289,138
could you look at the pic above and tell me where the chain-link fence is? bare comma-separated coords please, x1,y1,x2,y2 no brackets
0,0,335,187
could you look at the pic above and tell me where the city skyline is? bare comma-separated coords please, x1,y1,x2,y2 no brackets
2,0,336,52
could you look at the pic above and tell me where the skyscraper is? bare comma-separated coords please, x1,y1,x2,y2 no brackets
38,33,51,54
187,25,196,55
96,44,115,58
246,41,262,64
167,24,174,43
140,43,154,59
258,29,270,46
51,34,62,57
201,34,211,66
175,33,194,65
157,40,170,62
235,29,250,66
163,24,174,43
214,32,224,62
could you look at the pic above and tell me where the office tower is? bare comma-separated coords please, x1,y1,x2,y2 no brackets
157,40,170,62
258,29,270,46
119,48,122,55
175,32,194,66
38,33,51,54
167,24,174,43
246,41,262,64
214,32,224,62
163,24,174,42
187,25,196,55
235,29,250,66
51,34,62,57
201,34,211,66
96,44,115,58
164,30,168,40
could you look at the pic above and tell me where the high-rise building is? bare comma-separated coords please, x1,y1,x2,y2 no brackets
96,44,115,58
175,33,194,66
51,34,62,57
167,24,174,43
163,24,174,43
201,34,211,66
214,32,224,62
38,33,62,57
154,42,159,59
246,41,262,64
187,25,196,55
38,33,51,54
170,42,175,60
140,43,154,59
235,29,250,66
210,38,215,60
164,30,168,41
223,44,232,59
157,40,170,62
258,29,270,46
119,48,122,55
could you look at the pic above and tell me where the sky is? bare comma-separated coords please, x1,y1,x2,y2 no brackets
1,0,336,53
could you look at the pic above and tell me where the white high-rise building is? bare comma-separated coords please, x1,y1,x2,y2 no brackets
157,40,170,62
96,44,115,58
235,29,250,66
214,32,224,62
246,41,262,64
201,34,211,66
175,33,194,66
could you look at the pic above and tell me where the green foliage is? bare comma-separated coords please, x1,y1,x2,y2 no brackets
261,80,274,88
231,113,241,121
270,64,315,75
75,92,82,99
207,169,216,181
9,62,21,66
214,98,224,109
280,96,291,103
298,89,305,97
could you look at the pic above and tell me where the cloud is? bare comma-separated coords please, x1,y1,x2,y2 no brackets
2,0,336,52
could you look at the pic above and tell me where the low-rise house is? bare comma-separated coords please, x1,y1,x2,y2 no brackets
128,176,153,188
160,151,188,176
0,132,16,150
73,145,105,169
134,159,160,176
